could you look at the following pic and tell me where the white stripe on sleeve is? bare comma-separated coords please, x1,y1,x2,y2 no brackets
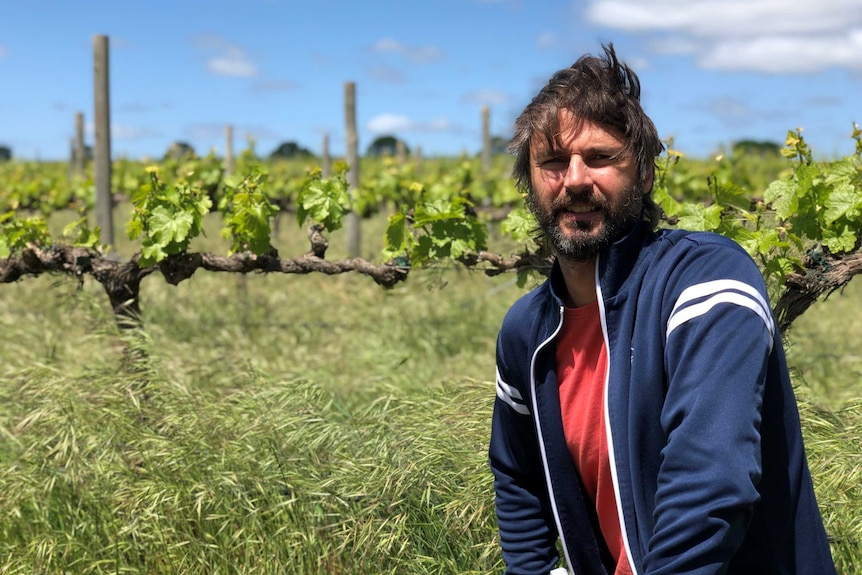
496,367,530,415
666,279,775,349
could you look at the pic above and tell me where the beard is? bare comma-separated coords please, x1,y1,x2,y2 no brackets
530,186,642,261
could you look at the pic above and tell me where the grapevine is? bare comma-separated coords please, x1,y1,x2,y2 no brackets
0,126,860,335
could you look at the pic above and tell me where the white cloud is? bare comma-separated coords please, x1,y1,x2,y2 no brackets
586,0,861,37
584,0,862,73
650,37,700,55
368,114,413,133
85,122,160,141
367,114,461,134
700,33,862,73
0,45,7,57
368,64,407,84
207,47,258,77
184,123,228,141
192,34,259,77
113,124,161,140
625,56,650,72
704,97,758,127
370,38,444,64
422,118,459,132
462,89,511,106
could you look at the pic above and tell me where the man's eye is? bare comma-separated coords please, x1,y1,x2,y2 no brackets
587,154,617,166
540,158,568,170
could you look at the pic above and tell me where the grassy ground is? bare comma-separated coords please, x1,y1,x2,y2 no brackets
0,211,859,573
785,278,862,409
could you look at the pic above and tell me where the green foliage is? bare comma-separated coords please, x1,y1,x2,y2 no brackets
652,130,862,299
0,161,91,214
764,133,862,254
366,134,409,157
500,205,536,245
0,211,51,257
0,126,860,303
383,193,488,267
269,140,314,159
296,161,351,232
127,169,212,266
61,216,101,250
220,170,279,255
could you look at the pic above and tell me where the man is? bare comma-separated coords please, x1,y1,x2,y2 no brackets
488,44,837,575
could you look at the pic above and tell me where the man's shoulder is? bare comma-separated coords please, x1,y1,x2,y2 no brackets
648,228,765,287
498,279,558,347
656,228,748,252
502,280,551,324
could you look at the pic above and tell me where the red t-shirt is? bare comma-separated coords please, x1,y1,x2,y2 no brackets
557,301,632,575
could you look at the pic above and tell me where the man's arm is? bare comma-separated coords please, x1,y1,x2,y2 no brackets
644,242,774,574
490,354,561,575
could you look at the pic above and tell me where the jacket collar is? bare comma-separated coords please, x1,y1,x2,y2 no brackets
547,221,651,304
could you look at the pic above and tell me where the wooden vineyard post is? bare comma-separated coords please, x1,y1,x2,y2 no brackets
481,105,491,175
74,112,86,177
321,132,331,178
225,124,234,176
344,81,361,258
93,35,114,250
93,34,147,336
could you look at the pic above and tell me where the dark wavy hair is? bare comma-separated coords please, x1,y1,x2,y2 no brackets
509,43,664,228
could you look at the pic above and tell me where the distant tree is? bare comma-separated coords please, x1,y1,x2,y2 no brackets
366,135,409,157
489,135,509,156
269,141,314,159
73,145,94,163
732,139,782,156
164,141,197,160
0,145,11,162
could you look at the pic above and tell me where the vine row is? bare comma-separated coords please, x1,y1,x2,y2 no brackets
0,126,860,335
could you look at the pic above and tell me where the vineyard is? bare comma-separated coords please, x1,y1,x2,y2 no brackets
1,128,861,573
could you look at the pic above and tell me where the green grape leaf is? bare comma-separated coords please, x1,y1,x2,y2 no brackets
651,184,682,218
822,224,857,254
126,218,143,241
501,206,536,243
0,214,51,255
383,211,411,257
149,205,194,246
676,203,723,231
413,198,465,225
63,217,101,249
823,182,862,224
764,179,798,220
220,171,278,255
297,172,349,232
140,241,168,266
712,181,750,212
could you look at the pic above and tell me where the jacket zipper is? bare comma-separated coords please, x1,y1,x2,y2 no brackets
597,255,639,575
530,303,571,574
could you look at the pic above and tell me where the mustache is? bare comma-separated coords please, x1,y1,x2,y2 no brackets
550,190,609,212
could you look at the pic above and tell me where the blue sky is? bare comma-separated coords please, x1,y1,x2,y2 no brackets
1,0,860,161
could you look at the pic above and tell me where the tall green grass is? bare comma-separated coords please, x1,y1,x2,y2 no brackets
0,211,858,573
0,267,516,574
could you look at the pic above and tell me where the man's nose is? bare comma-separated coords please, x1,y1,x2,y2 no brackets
563,156,592,189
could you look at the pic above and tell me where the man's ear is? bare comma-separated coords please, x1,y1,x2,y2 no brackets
642,167,655,195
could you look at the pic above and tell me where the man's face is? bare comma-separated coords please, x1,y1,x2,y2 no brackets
528,111,650,261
